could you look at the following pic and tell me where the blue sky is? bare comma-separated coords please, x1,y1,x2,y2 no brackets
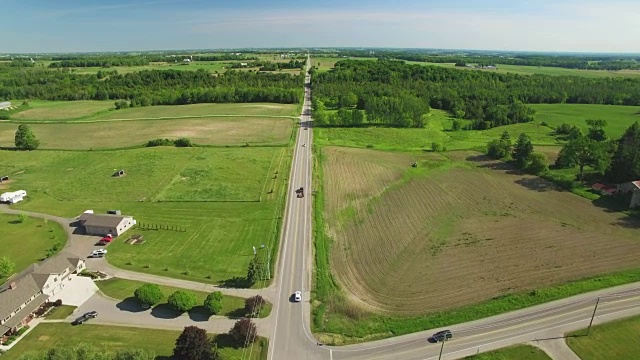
1,0,638,53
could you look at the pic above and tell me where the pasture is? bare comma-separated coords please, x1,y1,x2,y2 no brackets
0,146,290,284
315,109,561,151
1,323,267,360
0,117,294,149
566,315,640,360
530,103,640,139
0,213,66,284
465,345,551,360
8,101,298,121
68,61,230,75
9,100,114,120
407,61,640,78
323,147,640,315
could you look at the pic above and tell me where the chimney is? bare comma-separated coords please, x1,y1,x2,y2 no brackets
9,282,17,290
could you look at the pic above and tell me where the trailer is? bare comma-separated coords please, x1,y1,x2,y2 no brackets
0,190,27,204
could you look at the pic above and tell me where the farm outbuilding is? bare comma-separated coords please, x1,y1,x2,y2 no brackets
0,190,26,204
78,213,136,236
617,180,640,208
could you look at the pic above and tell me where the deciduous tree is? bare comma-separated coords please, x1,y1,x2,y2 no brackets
168,290,197,313
244,295,265,317
173,326,211,360
0,256,15,278
134,284,163,308
204,291,223,315
14,124,40,150
228,318,257,346
607,122,640,183
512,133,533,168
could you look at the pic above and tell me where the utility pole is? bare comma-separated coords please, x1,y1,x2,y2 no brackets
587,297,600,335
438,338,446,360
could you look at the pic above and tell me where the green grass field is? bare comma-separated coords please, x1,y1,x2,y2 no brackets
566,315,640,360
464,345,551,360
44,305,77,319
315,109,561,152
95,277,272,318
407,61,640,78
0,213,66,283
530,103,640,139
1,146,291,285
69,61,231,75
9,100,115,120
2,323,267,360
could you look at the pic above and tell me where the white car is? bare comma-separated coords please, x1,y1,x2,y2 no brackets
293,291,302,302
90,249,107,257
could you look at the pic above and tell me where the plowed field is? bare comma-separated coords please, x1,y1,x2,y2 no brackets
323,147,640,315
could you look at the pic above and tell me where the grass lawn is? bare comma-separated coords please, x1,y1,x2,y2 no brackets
1,146,290,285
465,345,552,360
0,213,66,284
2,323,267,360
45,305,77,319
96,278,270,318
530,103,640,139
566,315,640,360
407,61,640,78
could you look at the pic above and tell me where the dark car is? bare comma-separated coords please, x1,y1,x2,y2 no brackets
72,316,88,325
430,330,453,342
84,311,98,318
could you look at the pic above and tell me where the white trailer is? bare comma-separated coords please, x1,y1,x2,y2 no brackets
0,190,27,203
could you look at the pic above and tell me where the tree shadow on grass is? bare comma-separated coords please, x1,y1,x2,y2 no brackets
187,306,210,322
212,333,242,349
115,297,147,313
220,276,251,289
150,303,181,319
225,307,247,319
592,195,640,229
465,154,522,174
514,177,563,192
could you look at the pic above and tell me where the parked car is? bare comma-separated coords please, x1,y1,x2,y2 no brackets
429,330,453,342
89,249,107,258
293,291,302,302
83,311,98,318
72,315,89,325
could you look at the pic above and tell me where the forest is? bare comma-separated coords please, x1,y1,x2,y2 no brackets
0,68,303,105
47,54,259,68
328,49,640,70
311,59,640,129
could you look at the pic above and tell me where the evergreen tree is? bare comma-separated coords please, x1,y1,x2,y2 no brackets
512,133,533,168
607,122,640,183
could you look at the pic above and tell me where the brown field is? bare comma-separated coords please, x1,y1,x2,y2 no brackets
92,102,298,120
0,117,294,149
324,147,640,315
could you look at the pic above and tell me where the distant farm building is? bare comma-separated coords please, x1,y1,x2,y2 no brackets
78,212,136,237
0,101,12,110
240,62,248,67
183,58,191,63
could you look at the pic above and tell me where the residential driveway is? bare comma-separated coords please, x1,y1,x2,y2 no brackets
71,293,271,335
52,275,99,306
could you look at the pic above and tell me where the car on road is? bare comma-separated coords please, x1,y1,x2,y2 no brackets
429,330,453,342
293,291,302,302
89,249,107,258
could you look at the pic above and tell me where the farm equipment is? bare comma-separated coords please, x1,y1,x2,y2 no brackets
295,187,304,198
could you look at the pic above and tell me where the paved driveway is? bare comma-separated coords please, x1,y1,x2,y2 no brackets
71,293,270,335
52,275,99,306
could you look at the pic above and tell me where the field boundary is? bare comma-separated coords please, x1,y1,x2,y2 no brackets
2,114,298,124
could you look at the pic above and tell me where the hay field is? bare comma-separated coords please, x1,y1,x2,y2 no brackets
10,100,114,120
9,101,298,121
323,147,640,315
0,117,294,149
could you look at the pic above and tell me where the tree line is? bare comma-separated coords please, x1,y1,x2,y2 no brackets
310,60,640,129
47,54,260,68
0,68,303,105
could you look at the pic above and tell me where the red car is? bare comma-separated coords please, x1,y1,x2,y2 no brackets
98,234,113,245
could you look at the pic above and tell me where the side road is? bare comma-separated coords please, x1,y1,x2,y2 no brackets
0,205,273,301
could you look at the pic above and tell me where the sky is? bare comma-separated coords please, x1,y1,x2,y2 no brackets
1,0,639,53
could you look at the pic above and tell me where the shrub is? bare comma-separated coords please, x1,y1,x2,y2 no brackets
555,122,573,135
174,138,193,147
526,152,549,175
431,142,443,152
0,114,9,120
168,290,197,313
146,138,174,147
114,100,130,109
204,291,223,315
134,284,164,308
54,299,62,306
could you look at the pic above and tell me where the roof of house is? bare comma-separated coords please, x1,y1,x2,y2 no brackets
80,213,130,228
0,293,48,333
0,252,82,321
633,181,640,189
